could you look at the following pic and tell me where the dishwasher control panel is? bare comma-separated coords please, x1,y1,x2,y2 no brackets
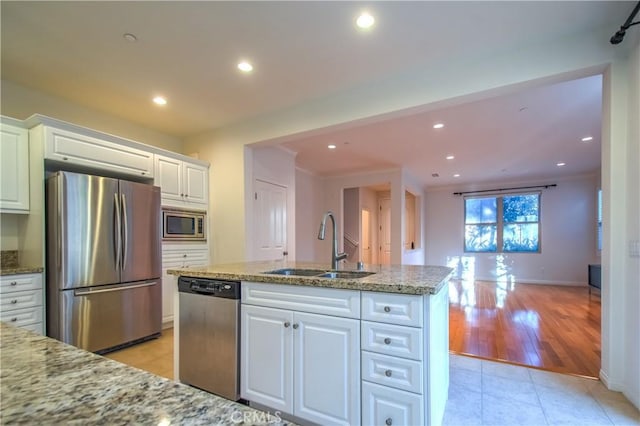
178,277,240,299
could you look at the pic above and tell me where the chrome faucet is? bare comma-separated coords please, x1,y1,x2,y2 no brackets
318,211,348,270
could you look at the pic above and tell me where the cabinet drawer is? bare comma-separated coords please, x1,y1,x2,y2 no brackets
0,274,42,294
362,321,423,360
362,292,423,327
162,248,209,266
0,305,43,326
362,351,423,394
362,381,423,426
20,322,44,335
0,289,43,311
242,282,360,319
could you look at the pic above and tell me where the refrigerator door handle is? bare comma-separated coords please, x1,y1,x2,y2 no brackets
121,193,128,271
114,193,122,270
74,281,157,296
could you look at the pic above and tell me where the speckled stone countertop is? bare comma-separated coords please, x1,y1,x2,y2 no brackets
0,266,44,276
168,261,453,295
0,323,294,425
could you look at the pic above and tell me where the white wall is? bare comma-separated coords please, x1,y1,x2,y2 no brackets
402,169,426,265
0,215,19,250
295,169,326,262
425,174,598,285
360,186,379,264
343,187,360,261
1,80,183,152
245,145,296,261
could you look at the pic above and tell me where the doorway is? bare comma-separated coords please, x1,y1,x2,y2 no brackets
361,209,371,264
253,179,288,261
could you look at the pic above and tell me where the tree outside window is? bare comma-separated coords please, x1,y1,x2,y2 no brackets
464,193,540,253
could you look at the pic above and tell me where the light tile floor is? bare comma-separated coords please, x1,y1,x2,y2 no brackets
445,354,640,426
104,330,639,425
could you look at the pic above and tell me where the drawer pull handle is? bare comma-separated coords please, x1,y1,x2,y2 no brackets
386,418,393,426
11,299,18,304
292,323,299,329
385,369,392,377
284,322,291,328
11,318,17,322
384,306,391,313
181,193,185,197
384,337,392,345
10,281,17,286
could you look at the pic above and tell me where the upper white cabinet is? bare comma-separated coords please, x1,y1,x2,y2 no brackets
0,120,30,213
155,154,208,208
44,126,154,178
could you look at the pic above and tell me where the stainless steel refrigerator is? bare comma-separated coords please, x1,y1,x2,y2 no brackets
46,171,162,353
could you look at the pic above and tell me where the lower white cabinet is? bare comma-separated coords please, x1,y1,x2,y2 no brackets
362,381,423,426
241,285,361,426
0,273,44,334
161,244,208,325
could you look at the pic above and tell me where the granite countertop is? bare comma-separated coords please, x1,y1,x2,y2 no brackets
0,266,44,276
168,261,453,295
0,323,293,425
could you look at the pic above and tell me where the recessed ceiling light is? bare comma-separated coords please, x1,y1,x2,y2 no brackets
356,12,375,29
123,33,138,43
557,162,566,167
453,174,461,178
328,144,337,149
152,96,167,106
237,61,253,73
581,136,593,142
446,155,455,160
433,123,444,129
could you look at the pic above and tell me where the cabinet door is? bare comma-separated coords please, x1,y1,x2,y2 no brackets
294,312,360,426
0,123,29,212
155,155,183,204
183,162,208,206
241,305,293,414
44,127,154,178
161,260,182,324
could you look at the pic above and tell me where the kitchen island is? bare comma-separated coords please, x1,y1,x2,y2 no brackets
169,261,453,426
0,322,291,425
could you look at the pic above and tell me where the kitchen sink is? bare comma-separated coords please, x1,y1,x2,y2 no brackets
262,268,375,279
263,268,327,276
318,271,375,279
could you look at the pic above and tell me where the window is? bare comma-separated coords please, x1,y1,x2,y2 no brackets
464,193,540,253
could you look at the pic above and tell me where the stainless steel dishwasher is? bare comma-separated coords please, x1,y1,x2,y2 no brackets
178,276,240,401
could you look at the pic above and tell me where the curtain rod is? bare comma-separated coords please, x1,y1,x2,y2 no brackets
453,184,557,196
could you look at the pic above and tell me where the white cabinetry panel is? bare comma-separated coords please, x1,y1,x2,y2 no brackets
362,381,423,426
44,127,153,178
0,273,44,334
362,291,423,327
154,154,208,208
362,321,423,360
0,121,29,213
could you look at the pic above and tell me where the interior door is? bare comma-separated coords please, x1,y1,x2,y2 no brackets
253,179,288,261
120,180,162,283
379,198,391,265
361,209,372,263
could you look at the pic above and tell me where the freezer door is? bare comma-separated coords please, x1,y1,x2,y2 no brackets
47,171,120,290
58,281,162,352
119,180,161,283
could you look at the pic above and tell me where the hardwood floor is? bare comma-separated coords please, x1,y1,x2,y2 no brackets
104,328,174,380
449,280,601,378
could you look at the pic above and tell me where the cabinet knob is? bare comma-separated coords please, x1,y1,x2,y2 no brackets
63,157,68,161
11,299,17,304
181,193,184,197
185,194,189,198
293,323,299,329
183,254,187,258
384,337,392,345
11,318,17,322
284,322,291,328
385,418,393,426
385,369,392,377
384,306,391,313
10,281,17,286
141,172,145,176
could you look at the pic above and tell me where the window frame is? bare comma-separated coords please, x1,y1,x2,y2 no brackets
463,192,541,254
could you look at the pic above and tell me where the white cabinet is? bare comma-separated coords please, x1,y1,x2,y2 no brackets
0,120,29,213
161,244,209,325
0,273,44,334
154,154,208,208
241,283,360,426
43,126,154,178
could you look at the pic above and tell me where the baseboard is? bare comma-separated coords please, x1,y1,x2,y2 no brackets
599,369,624,391
162,318,174,329
452,276,587,286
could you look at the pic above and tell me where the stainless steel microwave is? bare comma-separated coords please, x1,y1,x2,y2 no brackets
162,208,206,241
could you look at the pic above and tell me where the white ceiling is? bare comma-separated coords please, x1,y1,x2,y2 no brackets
1,1,633,186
